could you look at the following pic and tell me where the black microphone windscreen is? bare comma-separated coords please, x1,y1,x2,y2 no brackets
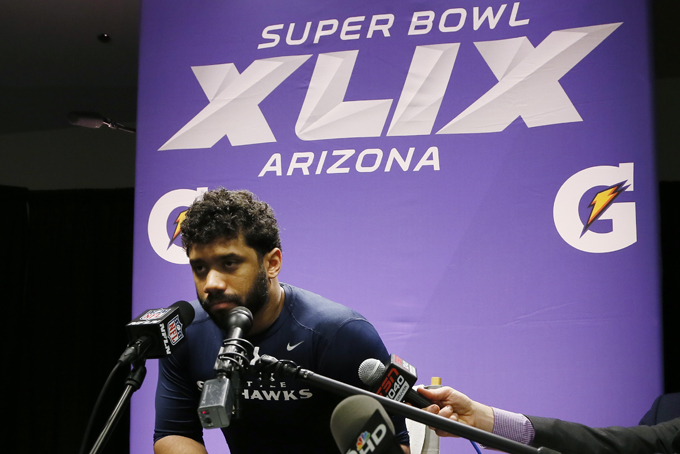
171,300,195,327
68,111,106,128
227,306,253,331
330,395,396,453
358,358,386,386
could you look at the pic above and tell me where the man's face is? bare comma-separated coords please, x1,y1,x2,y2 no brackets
188,235,270,330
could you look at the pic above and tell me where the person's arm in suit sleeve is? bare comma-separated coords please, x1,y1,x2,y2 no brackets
418,386,680,454
529,415,680,454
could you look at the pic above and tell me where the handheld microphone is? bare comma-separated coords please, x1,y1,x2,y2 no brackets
358,355,432,408
119,301,195,364
198,306,254,429
331,395,403,454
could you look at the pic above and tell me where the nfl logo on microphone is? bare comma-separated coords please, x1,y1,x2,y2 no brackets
167,315,184,345
140,308,170,321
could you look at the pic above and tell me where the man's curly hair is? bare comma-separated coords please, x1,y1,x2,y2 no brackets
180,188,281,258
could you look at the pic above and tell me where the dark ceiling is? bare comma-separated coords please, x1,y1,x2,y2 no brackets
0,1,140,134
0,1,676,136
650,0,680,80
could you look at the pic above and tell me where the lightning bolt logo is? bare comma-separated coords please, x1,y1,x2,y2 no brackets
581,181,629,236
168,210,188,249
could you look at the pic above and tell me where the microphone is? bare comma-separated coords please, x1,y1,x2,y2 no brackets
358,355,432,408
331,395,403,454
119,301,195,364
219,306,254,346
67,111,136,133
198,306,254,429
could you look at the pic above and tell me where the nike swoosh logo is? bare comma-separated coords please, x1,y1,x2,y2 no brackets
287,341,304,351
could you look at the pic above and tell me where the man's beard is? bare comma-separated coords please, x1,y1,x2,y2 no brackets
199,266,270,331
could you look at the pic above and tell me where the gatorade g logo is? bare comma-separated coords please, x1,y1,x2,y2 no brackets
553,163,636,253
148,187,208,264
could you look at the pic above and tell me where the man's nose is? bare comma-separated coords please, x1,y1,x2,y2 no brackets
203,270,227,293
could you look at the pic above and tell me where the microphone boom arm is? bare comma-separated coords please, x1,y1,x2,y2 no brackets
253,355,558,454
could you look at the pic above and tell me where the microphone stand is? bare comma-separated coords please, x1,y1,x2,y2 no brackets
197,307,254,429
87,359,147,454
253,356,559,454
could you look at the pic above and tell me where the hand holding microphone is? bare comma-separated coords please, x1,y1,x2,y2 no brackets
417,386,496,437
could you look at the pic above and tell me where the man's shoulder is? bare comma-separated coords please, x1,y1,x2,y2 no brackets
182,300,222,343
282,283,368,329
185,299,214,326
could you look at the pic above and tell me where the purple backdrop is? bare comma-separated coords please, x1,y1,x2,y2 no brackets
132,1,660,452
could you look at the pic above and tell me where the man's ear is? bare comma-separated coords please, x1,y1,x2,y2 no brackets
263,248,282,278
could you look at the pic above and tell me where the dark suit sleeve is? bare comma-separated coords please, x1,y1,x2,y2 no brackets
640,393,680,426
640,395,664,425
526,415,680,454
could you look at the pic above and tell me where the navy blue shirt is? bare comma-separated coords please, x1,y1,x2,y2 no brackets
155,283,409,453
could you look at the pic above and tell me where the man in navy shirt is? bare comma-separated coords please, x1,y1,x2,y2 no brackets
153,188,409,454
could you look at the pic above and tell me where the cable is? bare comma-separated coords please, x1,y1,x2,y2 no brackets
78,361,125,454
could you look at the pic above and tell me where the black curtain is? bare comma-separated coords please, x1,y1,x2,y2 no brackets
660,181,680,393
4,186,133,454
